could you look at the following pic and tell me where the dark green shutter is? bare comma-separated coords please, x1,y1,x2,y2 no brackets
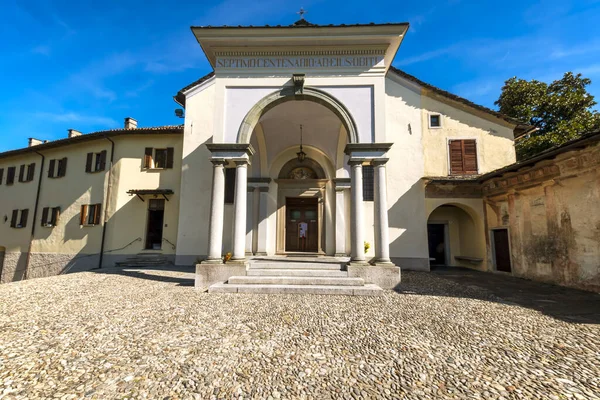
41,207,49,226
18,165,25,182
10,210,18,228
0,168,3,185
27,163,35,182
20,209,28,228
99,150,107,171
166,147,174,169
59,158,68,177
85,153,93,172
48,159,55,178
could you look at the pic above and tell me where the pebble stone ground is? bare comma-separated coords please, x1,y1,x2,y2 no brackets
0,267,598,400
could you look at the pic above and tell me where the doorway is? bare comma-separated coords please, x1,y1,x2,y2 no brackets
427,223,448,266
145,199,165,250
492,228,512,272
285,197,318,252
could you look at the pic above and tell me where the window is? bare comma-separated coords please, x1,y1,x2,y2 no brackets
85,151,107,173
41,207,61,227
48,158,68,178
224,168,236,204
80,204,102,226
144,147,174,169
18,163,35,183
0,168,3,185
362,165,374,201
6,166,15,185
429,113,442,128
10,209,29,228
449,139,478,175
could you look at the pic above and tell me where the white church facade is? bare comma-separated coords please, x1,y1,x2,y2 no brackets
0,19,535,291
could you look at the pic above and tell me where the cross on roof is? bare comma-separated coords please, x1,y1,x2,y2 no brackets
296,7,307,19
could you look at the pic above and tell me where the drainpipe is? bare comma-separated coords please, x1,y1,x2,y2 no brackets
23,151,45,280
98,136,115,269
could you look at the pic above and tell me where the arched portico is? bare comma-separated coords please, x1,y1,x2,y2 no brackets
237,86,360,144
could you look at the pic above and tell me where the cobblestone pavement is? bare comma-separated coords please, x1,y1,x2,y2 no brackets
0,268,598,400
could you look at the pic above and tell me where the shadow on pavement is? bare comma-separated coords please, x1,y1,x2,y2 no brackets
88,265,196,287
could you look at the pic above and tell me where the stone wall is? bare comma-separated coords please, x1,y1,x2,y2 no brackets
1,252,100,283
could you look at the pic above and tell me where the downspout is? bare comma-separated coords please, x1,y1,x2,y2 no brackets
23,151,45,280
98,136,115,269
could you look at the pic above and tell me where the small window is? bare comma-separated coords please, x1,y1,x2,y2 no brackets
80,204,102,226
41,207,61,227
362,165,374,201
48,158,68,178
85,151,107,173
10,209,29,228
144,147,174,169
429,113,442,128
18,163,35,183
224,168,236,204
6,166,16,185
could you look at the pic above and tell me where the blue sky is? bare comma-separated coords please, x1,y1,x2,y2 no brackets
1,0,599,152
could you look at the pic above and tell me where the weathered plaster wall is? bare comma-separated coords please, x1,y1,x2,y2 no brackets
483,143,600,292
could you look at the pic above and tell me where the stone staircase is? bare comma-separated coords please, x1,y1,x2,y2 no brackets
115,253,173,268
209,258,383,296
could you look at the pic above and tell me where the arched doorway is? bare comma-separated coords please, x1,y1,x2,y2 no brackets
427,204,485,268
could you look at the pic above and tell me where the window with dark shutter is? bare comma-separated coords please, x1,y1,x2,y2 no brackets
144,148,153,169
58,158,67,177
93,203,102,225
80,205,88,225
224,168,236,204
85,153,93,172
7,166,15,185
449,139,478,175
27,163,35,181
19,209,28,228
98,150,107,171
51,207,60,226
154,149,168,168
166,147,174,169
0,168,3,185
48,159,56,178
10,210,18,228
41,207,49,226
18,164,25,182
362,165,374,201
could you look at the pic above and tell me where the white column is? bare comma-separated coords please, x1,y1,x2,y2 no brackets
349,161,366,263
206,159,227,263
256,187,269,256
232,160,248,261
245,186,255,255
335,187,347,256
372,159,392,264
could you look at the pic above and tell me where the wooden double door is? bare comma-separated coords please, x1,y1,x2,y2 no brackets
285,197,318,252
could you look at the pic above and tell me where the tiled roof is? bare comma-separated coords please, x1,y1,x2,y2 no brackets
174,72,215,106
0,125,183,160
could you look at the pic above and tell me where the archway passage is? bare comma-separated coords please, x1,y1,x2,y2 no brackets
238,86,359,145
427,204,485,268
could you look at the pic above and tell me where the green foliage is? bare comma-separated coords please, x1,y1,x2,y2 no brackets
495,72,600,160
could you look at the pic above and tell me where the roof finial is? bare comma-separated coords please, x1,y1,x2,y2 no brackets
296,7,307,20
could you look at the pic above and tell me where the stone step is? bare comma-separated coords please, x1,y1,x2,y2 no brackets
249,262,343,270
228,276,364,286
247,269,348,277
209,283,383,296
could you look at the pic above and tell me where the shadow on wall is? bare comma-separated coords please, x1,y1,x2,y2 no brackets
395,268,600,324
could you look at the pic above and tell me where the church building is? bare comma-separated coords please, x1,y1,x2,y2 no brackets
3,17,596,293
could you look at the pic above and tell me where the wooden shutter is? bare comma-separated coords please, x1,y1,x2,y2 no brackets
80,205,88,225
462,140,478,174
27,163,35,181
166,147,174,169
7,167,15,184
85,153,93,172
18,164,25,182
144,148,153,169
41,207,49,226
93,203,102,225
449,140,464,175
10,210,18,228
0,168,3,184
51,207,60,226
99,150,107,171
20,209,28,228
58,158,68,177
48,159,56,178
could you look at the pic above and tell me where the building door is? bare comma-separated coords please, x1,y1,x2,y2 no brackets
427,224,447,266
285,197,318,252
492,229,512,272
145,199,165,250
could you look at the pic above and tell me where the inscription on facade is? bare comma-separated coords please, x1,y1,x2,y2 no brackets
216,56,384,69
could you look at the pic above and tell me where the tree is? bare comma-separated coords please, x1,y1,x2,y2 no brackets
495,72,600,160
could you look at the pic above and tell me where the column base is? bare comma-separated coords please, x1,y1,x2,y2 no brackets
335,253,350,257
201,258,223,265
254,252,267,256
371,259,395,266
347,260,370,267
227,259,248,266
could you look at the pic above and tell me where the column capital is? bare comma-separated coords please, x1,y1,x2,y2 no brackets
371,158,389,167
348,160,364,167
234,160,250,166
247,186,256,192
210,158,228,166
258,186,270,193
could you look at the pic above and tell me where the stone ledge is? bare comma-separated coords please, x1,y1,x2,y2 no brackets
195,263,247,291
347,264,401,290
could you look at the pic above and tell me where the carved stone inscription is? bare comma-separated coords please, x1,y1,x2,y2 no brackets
216,56,384,69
